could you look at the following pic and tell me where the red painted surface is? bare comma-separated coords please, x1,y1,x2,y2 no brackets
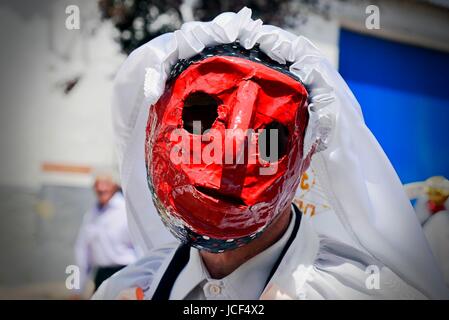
146,56,309,239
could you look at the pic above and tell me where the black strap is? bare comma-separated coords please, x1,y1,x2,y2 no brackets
152,242,191,300
152,203,302,300
264,203,302,288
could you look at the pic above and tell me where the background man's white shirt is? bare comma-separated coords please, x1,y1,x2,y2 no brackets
75,192,137,291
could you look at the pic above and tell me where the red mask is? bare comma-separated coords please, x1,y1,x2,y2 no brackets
146,53,309,252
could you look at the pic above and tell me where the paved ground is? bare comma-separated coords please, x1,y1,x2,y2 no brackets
0,185,95,298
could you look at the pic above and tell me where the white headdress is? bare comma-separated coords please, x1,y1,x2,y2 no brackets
112,7,448,298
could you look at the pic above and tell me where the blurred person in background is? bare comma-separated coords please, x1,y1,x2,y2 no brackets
412,176,449,286
414,176,449,223
74,170,137,297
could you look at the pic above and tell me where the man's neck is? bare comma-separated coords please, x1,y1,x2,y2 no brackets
200,204,293,279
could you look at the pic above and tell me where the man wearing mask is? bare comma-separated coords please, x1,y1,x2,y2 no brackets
93,8,448,300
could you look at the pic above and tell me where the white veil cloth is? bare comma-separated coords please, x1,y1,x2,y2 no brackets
112,7,448,298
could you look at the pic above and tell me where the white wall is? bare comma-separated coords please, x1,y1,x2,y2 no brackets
337,0,449,53
0,0,447,189
0,1,125,188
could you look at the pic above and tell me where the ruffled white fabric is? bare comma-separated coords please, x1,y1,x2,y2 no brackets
111,7,448,298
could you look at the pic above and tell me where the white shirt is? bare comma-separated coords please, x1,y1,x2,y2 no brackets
75,192,137,290
92,205,427,300
169,210,296,300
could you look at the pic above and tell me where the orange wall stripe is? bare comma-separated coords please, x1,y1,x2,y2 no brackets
41,162,92,175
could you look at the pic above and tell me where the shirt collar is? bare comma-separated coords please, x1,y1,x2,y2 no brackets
170,206,296,299
96,191,123,213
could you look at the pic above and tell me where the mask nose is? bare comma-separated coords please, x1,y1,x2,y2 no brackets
220,81,258,197
228,81,258,129
225,81,258,160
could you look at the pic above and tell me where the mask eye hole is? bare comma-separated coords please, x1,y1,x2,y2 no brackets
182,92,219,134
259,121,289,162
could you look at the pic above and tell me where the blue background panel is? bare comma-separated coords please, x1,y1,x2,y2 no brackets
339,29,449,183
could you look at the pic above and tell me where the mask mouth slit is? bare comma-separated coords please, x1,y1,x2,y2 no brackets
195,186,247,207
